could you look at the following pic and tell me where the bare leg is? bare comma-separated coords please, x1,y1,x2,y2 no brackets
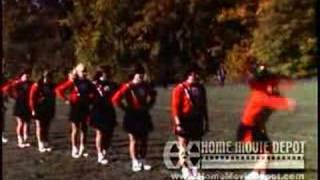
71,122,79,148
16,117,23,146
177,136,189,167
79,121,88,156
140,135,151,170
129,133,141,171
35,120,45,151
70,122,80,157
22,121,29,142
80,122,87,147
95,129,103,154
128,134,138,161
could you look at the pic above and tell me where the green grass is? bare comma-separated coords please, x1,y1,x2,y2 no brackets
3,79,317,179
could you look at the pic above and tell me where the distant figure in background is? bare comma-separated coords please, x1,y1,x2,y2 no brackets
89,65,118,165
55,63,96,158
171,65,209,179
216,64,226,86
239,65,296,180
112,64,157,172
2,70,33,148
29,70,56,153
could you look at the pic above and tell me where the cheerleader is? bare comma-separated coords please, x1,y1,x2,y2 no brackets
240,65,296,180
2,70,33,148
112,64,157,172
29,70,56,153
55,63,95,158
171,65,209,178
89,65,118,165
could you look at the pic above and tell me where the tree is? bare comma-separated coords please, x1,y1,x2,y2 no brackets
3,0,74,80
251,0,316,78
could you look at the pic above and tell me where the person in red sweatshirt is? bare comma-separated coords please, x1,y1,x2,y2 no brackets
112,64,157,172
171,65,209,178
55,63,96,158
29,70,56,153
240,65,296,180
89,65,118,165
2,70,33,148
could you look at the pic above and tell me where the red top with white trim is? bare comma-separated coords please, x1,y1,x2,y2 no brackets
29,82,56,112
171,81,207,118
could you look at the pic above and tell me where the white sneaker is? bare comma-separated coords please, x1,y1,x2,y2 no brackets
140,159,152,171
17,142,25,148
45,147,52,152
23,142,31,148
71,147,80,158
181,166,191,179
17,137,25,148
44,142,52,152
259,174,269,180
194,173,205,180
245,171,260,180
131,160,142,172
2,136,8,144
98,153,108,165
79,146,89,158
38,142,46,153
190,166,204,180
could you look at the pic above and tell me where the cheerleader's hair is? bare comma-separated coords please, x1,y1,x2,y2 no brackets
70,63,86,79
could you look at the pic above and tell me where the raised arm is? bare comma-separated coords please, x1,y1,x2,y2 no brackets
263,95,296,111
112,83,129,111
55,79,73,102
1,79,20,97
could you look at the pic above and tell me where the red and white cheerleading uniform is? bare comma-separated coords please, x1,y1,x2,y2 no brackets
29,81,56,121
55,78,96,123
2,79,33,121
89,79,118,134
112,82,157,136
171,81,208,139
237,80,292,143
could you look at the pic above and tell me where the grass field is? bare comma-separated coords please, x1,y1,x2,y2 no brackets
2,79,317,180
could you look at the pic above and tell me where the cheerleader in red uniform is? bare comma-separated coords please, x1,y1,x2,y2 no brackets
112,64,157,172
171,65,209,178
89,65,118,165
55,63,96,158
2,70,33,148
240,65,296,180
29,70,56,153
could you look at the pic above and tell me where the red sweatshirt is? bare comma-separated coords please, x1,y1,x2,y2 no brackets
1,79,33,99
29,82,56,112
1,79,20,97
171,81,207,118
112,82,156,111
241,90,290,127
55,78,95,104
